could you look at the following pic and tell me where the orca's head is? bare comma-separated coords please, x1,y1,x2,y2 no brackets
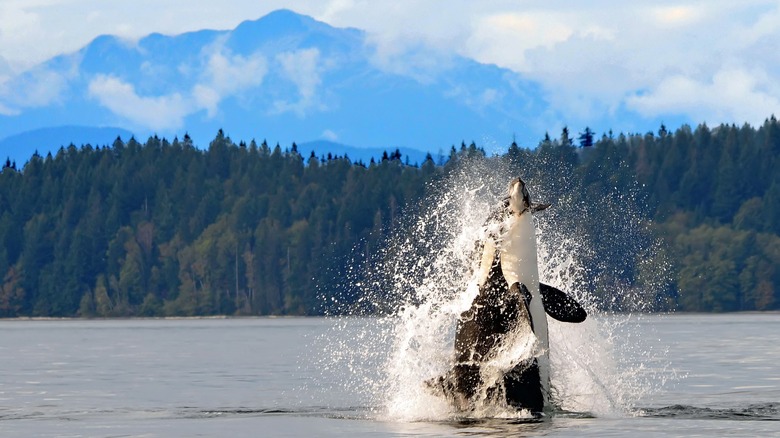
507,177,550,215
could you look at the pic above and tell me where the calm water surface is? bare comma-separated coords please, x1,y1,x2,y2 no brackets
1,314,779,437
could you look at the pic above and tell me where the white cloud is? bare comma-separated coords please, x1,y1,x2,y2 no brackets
273,48,324,115
735,4,780,45
194,43,268,116
202,44,267,94
3,1,780,133
17,68,69,106
651,5,704,27
320,0,471,81
321,129,339,141
0,104,17,116
450,1,780,126
0,56,15,115
479,88,499,107
367,44,454,84
465,12,575,72
0,63,72,114
627,67,780,126
0,0,318,73
0,55,9,77
0,2,43,71
192,84,221,117
319,0,355,22
445,85,502,113
86,43,269,131
88,74,190,131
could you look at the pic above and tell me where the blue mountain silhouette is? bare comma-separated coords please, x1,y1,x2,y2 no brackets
0,9,579,165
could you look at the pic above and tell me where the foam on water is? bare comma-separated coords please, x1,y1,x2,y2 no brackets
318,156,670,421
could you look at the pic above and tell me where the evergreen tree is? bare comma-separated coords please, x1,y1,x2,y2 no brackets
1,121,779,316
578,127,595,147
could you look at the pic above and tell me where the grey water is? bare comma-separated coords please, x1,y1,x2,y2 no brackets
0,314,779,437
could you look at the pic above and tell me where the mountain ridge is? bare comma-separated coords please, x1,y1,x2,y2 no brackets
0,125,433,167
0,126,135,163
0,9,681,166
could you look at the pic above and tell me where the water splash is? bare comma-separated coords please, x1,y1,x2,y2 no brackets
317,155,671,421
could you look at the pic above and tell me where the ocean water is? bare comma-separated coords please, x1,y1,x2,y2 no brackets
3,166,779,437
1,314,779,437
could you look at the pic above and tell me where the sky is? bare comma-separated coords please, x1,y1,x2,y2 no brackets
1,0,779,132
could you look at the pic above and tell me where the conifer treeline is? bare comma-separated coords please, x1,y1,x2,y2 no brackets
0,118,778,316
572,118,780,311
0,131,435,317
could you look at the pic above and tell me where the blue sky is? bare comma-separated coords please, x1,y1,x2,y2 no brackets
1,0,779,135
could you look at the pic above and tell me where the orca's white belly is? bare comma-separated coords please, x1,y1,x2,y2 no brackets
500,213,539,288
499,213,551,404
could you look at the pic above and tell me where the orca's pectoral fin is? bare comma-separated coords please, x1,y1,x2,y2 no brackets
531,202,551,213
510,282,532,308
539,283,587,323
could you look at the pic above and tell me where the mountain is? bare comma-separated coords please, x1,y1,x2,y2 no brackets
0,9,675,166
296,140,433,166
0,126,135,164
0,127,430,168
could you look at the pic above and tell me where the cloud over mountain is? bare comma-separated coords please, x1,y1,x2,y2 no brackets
0,10,564,155
1,5,778,161
87,74,190,131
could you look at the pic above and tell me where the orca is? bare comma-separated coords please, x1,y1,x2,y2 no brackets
429,177,586,415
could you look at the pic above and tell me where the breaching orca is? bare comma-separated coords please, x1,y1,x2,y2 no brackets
429,177,586,415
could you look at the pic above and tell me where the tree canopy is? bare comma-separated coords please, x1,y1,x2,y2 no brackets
0,117,778,317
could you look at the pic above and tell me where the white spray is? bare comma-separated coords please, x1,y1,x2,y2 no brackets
316,157,670,421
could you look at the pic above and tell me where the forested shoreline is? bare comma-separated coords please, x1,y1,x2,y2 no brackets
1,117,779,317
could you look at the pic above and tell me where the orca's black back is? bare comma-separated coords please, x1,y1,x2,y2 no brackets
504,359,544,414
452,250,543,409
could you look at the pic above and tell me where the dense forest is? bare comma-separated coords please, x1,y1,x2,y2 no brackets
0,117,778,317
